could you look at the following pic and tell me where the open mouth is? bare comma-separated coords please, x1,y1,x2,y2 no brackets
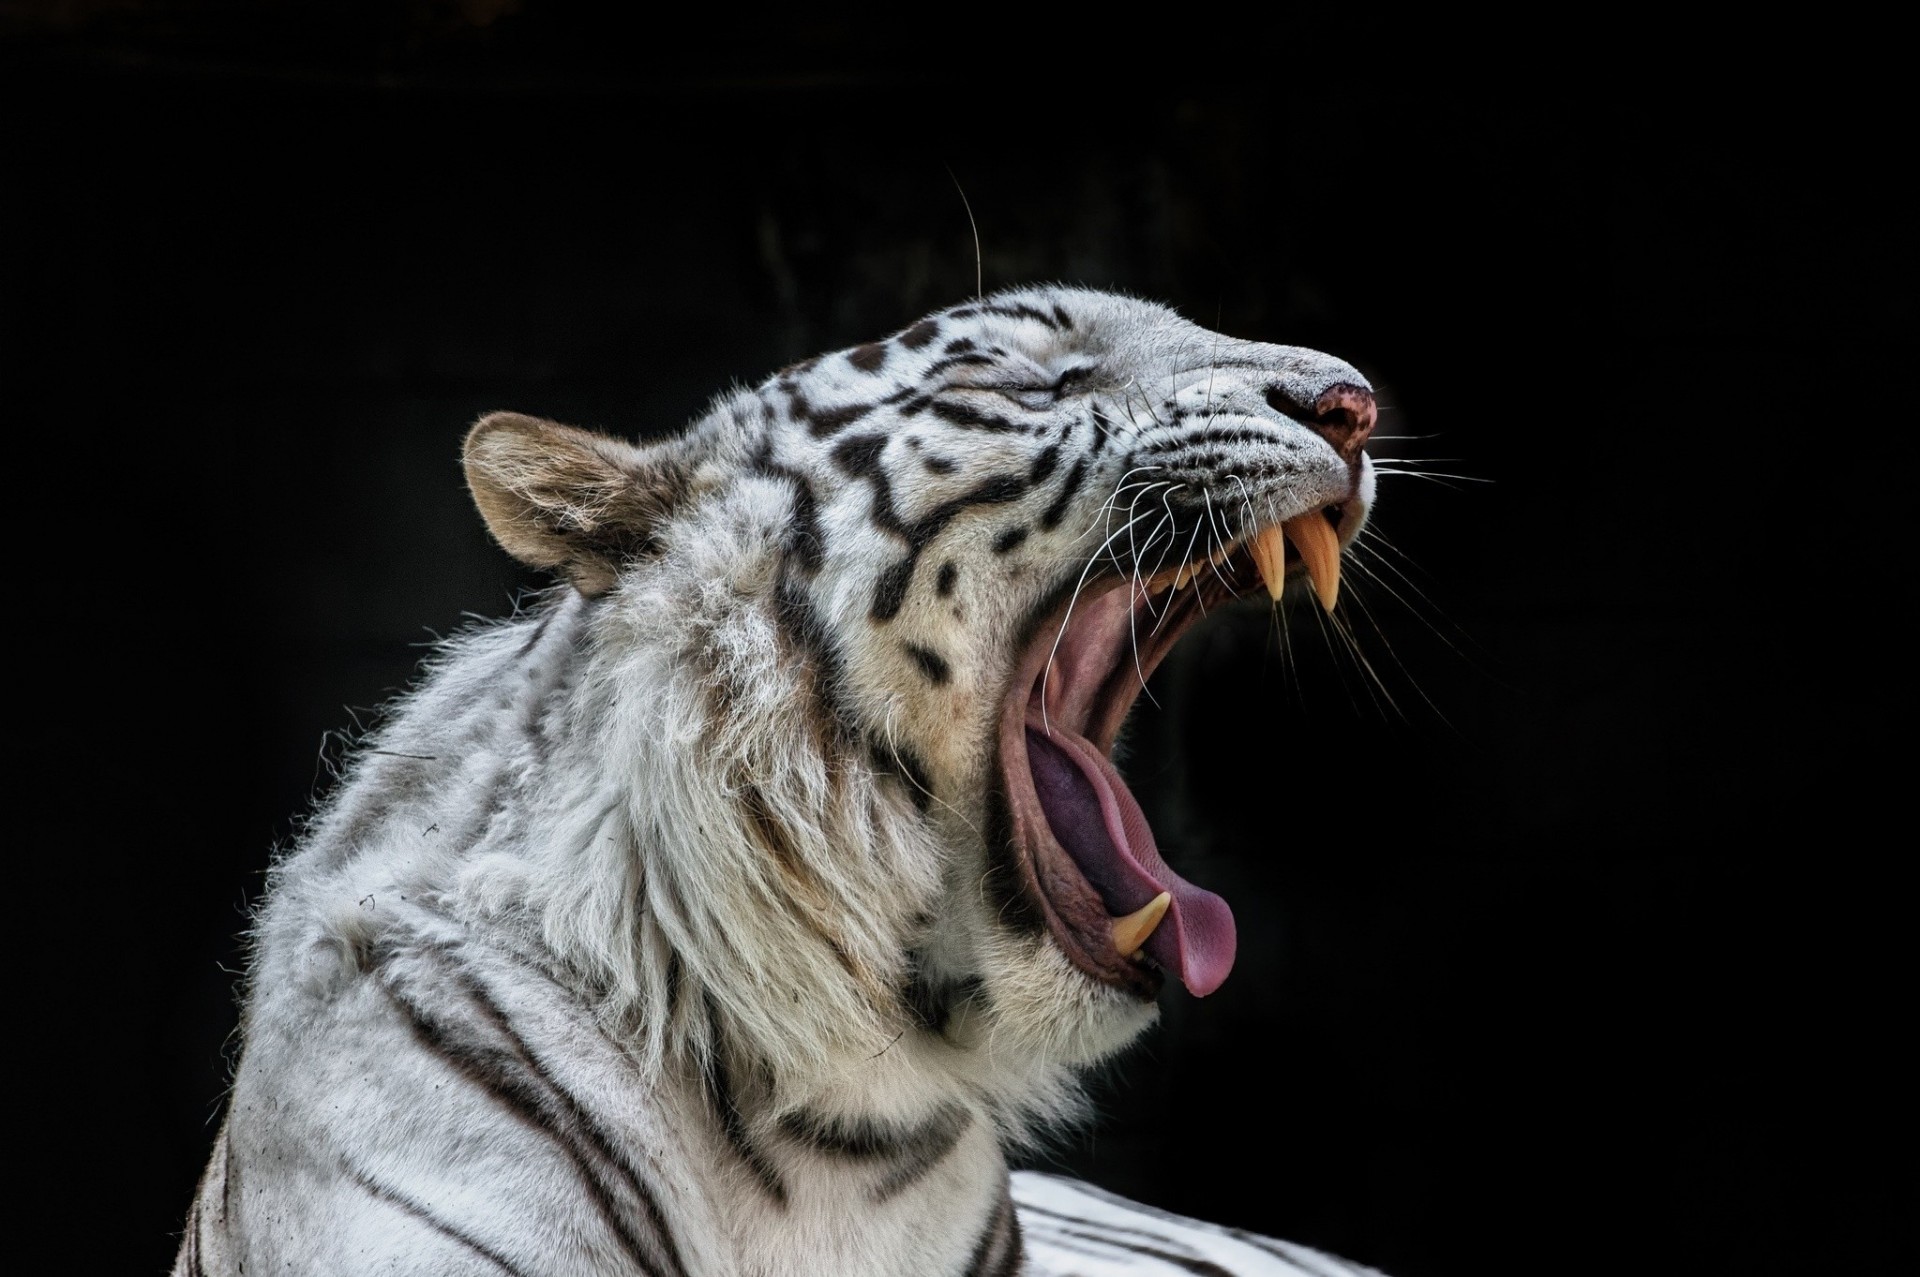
995,508,1348,998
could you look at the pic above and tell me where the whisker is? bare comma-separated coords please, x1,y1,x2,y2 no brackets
1042,479,1168,735
1350,527,1459,624
1371,470,1491,487
1339,574,1456,728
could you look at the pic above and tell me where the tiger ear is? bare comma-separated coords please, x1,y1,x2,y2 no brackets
463,411,690,597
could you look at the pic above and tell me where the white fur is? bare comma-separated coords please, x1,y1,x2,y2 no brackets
177,288,1386,1276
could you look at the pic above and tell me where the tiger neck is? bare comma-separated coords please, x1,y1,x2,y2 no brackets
494,575,1081,1124
669,1008,1027,1275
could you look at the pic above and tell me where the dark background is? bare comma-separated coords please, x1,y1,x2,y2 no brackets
9,5,1910,1274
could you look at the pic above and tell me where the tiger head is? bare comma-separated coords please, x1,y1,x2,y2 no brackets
462,287,1375,1101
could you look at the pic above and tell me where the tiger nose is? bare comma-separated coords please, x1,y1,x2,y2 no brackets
1264,382,1377,463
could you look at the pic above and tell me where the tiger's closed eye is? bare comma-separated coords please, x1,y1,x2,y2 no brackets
1002,364,1094,411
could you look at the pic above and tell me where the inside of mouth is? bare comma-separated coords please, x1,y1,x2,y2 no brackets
999,560,1255,997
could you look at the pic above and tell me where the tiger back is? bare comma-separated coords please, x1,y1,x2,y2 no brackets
177,287,1387,1276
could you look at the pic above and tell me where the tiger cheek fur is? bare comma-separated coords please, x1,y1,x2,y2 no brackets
178,286,1382,1277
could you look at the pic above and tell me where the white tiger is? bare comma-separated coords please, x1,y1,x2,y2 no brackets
177,287,1389,1276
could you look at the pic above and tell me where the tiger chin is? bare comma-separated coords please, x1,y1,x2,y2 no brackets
178,287,1388,1276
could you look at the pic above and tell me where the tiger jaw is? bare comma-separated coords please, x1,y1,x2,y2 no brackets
994,503,1352,1000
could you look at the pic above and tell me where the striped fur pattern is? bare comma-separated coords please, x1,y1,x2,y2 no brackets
177,288,1384,1275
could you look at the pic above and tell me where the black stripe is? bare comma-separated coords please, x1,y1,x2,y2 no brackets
664,952,683,1022
1018,1222,1116,1262
922,453,957,475
749,445,829,574
772,574,858,742
701,1032,790,1207
513,603,560,658
180,1197,202,1277
379,948,689,1276
901,956,971,1034
936,562,959,597
776,1104,973,1202
978,301,1065,329
904,643,951,685
869,472,1032,621
912,474,1032,546
777,1108,902,1158
1090,406,1121,455
900,318,941,348
965,1186,1024,1277
925,352,998,376
942,337,977,354
784,472,827,571
1166,449,1230,473
869,736,935,812
417,955,689,1274
870,558,919,624
1039,456,1089,531
991,525,1029,555
832,432,892,482
1028,444,1061,485
929,397,1025,433
1032,1189,1350,1274
344,1159,529,1276
1020,1206,1236,1277
837,429,1038,621
872,1105,971,1201
847,342,888,372
1152,424,1283,451
809,403,875,438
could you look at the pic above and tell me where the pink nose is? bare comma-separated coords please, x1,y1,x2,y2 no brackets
1265,382,1377,463
1308,384,1377,463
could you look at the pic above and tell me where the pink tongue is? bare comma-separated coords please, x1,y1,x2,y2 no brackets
1025,722,1237,996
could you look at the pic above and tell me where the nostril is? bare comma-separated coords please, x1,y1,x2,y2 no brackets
1266,382,1376,462
1310,383,1377,462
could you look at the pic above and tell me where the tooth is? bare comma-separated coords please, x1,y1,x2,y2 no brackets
1248,525,1289,601
1172,562,1194,590
1111,892,1172,956
1144,565,1181,592
1282,513,1341,612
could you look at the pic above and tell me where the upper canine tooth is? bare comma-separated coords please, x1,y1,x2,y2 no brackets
1248,525,1289,601
1172,561,1195,590
1282,513,1341,612
1111,891,1172,956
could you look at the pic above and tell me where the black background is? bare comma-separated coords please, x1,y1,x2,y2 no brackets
9,6,1911,1274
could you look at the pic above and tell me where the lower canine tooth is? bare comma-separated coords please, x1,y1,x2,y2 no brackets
1111,891,1172,956
1281,513,1341,612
